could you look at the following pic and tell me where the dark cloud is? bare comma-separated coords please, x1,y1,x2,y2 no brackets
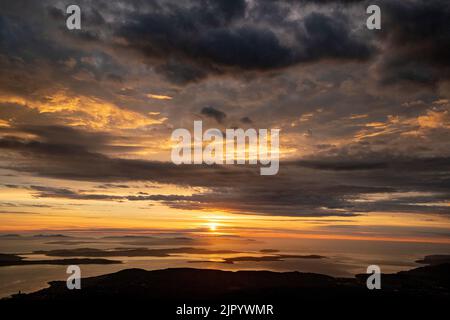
1,126,449,217
96,183,131,189
30,185,123,200
114,0,374,83
296,160,388,171
0,125,146,156
155,60,207,84
1,0,447,91
0,210,40,215
0,0,446,96
376,0,450,86
296,12,372,61
295,157,450,174
0,201,53,209
46,6,64,20
200,107,227,123
196,26,294,69
240,117,253,124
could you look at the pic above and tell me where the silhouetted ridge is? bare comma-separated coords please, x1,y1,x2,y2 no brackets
2,264,448,318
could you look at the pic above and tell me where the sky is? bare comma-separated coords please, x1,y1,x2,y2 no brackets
0,0,449,244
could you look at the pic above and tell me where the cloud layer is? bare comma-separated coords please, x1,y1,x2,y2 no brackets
0,0,449,219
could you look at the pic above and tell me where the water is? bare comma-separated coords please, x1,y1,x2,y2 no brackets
1,234,449,298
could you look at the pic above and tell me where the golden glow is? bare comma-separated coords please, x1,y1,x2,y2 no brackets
1,176,450,245
417,110,450,129
147,93,173,100
349,114,368,120
0,93,166,130
2,183,450,245
208,222,218,231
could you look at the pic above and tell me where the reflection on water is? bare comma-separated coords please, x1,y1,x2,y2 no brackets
0,233,449,298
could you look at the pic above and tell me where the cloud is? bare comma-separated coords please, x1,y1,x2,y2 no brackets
113,0,373,83
0,0,449,221
375,0,450,86
240,117,253,124
200,107,227,123
147,93,172,100
0,93,164,130
30,185,123,201
1,125,449,217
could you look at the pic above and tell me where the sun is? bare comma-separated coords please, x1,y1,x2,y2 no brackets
207,222,218,231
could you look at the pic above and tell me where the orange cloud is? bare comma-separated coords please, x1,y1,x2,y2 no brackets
0,92,166,130
417,110,450,129
147,93,173,100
